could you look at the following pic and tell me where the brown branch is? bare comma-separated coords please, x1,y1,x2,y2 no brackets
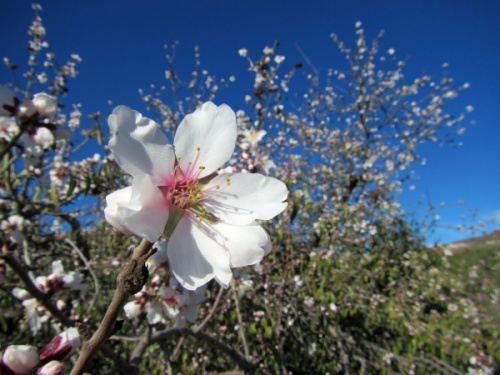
2,250,130,372
128,325,152,372
70,238,154,375
193,285,224,333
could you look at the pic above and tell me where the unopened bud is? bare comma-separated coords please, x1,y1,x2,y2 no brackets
0,345,39,375
37,360,63,375
40,328,80,362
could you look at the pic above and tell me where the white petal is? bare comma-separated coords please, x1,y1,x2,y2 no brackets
12,287,31,300
111,175,169,242
104,187,135,235
33,127,55,148
32,93,58,118
217,221,272,268
167,216,232,290
174,102,236,178
23,299,42,333
108,106,175,183
2,345,40,375
124,301,143,319
51,260,64,276
147,241,169,273
202,173,288,225
38,360,64,375
63,271,88,291
146,300,165,324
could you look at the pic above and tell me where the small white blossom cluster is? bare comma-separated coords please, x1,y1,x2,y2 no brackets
124,274,206,327
12,261,87,333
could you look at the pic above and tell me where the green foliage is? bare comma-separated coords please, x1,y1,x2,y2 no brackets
17,222,490,374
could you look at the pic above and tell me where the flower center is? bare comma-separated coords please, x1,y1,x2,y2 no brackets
162,166,203,210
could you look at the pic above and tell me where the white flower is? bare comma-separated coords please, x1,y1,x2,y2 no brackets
274,55,285,64
105,102,288,289
263,46,274,55
18,93,58,119
238,48,248,57
1,345,39,375
241,128,267,149
47,260,88,291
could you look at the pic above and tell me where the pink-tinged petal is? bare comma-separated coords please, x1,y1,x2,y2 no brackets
168,216,232,290
202,173,288,225
2,345,39,375
110,175,169,242
108,106,174,183
38,360,64,375
174,102,236,178
217,221,272,268
40,328,80,362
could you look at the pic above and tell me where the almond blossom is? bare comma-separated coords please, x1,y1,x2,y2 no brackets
12,261,87,333
105,102,288,289
123,274,205,326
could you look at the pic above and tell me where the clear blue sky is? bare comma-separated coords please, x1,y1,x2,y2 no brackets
1,0,499,244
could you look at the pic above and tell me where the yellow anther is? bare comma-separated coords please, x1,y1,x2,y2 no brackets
198,165,205,170
216,185,220,189
225,177,231,186
196,146,201,151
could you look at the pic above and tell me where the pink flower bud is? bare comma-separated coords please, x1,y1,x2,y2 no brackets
39,328,80,362
37,360,63,375
1,345,39,375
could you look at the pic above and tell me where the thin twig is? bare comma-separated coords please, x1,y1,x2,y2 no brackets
129,325,152,371
65,238,100,314
231,281,250,360
194,285,224,333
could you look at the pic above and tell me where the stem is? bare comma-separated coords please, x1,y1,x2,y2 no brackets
231,281,250,359
70,238,154,375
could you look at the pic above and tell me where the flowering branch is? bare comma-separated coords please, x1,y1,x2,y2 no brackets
2,251,74,327
70,238,155,375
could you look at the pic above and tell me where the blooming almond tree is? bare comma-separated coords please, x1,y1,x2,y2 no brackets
104,102,288,289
